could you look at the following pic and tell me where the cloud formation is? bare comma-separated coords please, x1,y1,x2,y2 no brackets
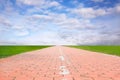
0,0,120,45
0,16,12,27
91,0,104,2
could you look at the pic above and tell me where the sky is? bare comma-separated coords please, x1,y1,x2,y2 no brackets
0,0,120,45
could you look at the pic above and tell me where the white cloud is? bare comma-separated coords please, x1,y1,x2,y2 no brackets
49,1,60,7
17,0,62,9
59,29,120,45
0,16,12,26
116,7,120,13
30,14,52,20
91,0,104,2
70,4,120,19
114,5,120,13
14,30,29,36
27,12,95,30
17,0,45,6
71,7,108,18
0,0,120,45
107,5,120,14
12,25,30,36
9,31,71,45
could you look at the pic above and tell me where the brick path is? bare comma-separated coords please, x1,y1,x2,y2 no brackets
0,46,120,80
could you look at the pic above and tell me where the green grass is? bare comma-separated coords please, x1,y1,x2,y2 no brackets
0,46,50,58
71,46,120,56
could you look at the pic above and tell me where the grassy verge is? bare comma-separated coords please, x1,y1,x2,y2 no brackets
70,46,120,56
0,46,50,58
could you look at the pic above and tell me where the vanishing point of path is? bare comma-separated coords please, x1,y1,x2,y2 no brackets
0,46,120,80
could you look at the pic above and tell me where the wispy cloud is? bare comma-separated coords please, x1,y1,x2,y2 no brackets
91,0,104,2
0,16,12,27
0,0,120,45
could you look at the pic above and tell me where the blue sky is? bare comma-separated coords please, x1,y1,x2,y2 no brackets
0,0,120,45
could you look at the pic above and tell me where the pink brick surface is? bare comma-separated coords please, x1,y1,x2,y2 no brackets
0,46,120,80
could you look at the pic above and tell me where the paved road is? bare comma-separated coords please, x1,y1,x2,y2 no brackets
0,46,120,80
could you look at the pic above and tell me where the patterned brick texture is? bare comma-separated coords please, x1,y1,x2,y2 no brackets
0,46,120,80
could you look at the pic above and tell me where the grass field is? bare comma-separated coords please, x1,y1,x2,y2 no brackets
71,46,120,56
0,46,50,58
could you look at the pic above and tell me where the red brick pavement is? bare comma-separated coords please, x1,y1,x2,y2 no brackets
0,46,120,80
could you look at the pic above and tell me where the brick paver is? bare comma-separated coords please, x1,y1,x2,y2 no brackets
0,46,120,80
